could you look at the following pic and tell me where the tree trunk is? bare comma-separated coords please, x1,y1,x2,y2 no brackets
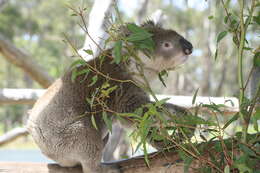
136,0,149,24
1,134,259,172
0,127,28,146
249,66,260,103
79,0,115,61
0,88,45,105
0,34,54,88
0,89,239,115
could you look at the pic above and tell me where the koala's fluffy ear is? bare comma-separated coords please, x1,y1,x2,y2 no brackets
141,20,162,32
142,10,167,30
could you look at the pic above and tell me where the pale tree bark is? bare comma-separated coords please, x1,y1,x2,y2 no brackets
78,0,115,61
216,56,228,96
0,88,44,105
201,2,212,96
0,34,54,88
249,66,260,101
0,127,28,146
136,0,149,24
0,0,7,10
0,88,239,113
102,123,130,162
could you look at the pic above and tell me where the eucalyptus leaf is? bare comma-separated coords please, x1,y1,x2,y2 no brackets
88,75,98,87
91,115,98,130
102,111,112,132
192,88,199,105
113,40,122,64
217,31,228,43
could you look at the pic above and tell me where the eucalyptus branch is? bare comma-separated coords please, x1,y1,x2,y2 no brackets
244,66,254,90
221,0,239,46
237,0,258,142
64,33,138,85
247,82,260,120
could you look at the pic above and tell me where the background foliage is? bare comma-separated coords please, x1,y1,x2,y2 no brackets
0,0,258,154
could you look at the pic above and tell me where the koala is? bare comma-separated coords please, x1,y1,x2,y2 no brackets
26,21,193,173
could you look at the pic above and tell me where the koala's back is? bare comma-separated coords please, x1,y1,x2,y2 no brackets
26,54,148,169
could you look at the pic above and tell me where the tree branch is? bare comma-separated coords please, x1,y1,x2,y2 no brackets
0,88,45,105
0,34,54,88
78,0,115,60
0,127,28,146
0,88,239,115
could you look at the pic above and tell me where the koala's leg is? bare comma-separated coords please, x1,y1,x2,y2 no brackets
31,118,120,173
64,126,120,173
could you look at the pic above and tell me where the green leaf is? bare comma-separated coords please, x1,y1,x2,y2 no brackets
71,68,90,83
127,23,146,33
91,115,98,130
192,88,199,105
71,13,77,16
243,47,253,51
70,59,87,69
253,107,260,131
101,85,118,97
113,40,122,64
102,112,112,132
178,150,193,173
253,52,260,67
83,49,93,55
143,142,150,167
224,15,229,24
253,15,260,25
88,75,98,87
71,68,78,83
155,98,170,107
214,48,218,60
125,23,153,42
217,31,228,43
239,144,256,156
208,15,214,20
135,38,155,51
224,165,230,173
126,32,153,42
158,70,168,87
223,113,239,129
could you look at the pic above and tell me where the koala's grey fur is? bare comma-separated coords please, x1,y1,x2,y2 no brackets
27,21,193,173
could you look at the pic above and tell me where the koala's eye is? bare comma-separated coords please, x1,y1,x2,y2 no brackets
162,42,173,49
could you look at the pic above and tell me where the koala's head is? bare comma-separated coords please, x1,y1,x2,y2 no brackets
140,21,193,72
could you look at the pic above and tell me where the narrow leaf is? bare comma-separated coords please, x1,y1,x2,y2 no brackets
127,23,146,33
88,75,98,87
83,49,93,55
214,48,218,60
217,31,228,43
223,113,239,129
126,32,153,42
158,70,168,87
70,59,87,69
91,115,98,130
253,52,260,67
224,165,230,173
102,112,112,132
113,40,122,64
192,88,199,105
208,15,214,20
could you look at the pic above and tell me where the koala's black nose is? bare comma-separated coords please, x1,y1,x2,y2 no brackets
179,38,193,55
